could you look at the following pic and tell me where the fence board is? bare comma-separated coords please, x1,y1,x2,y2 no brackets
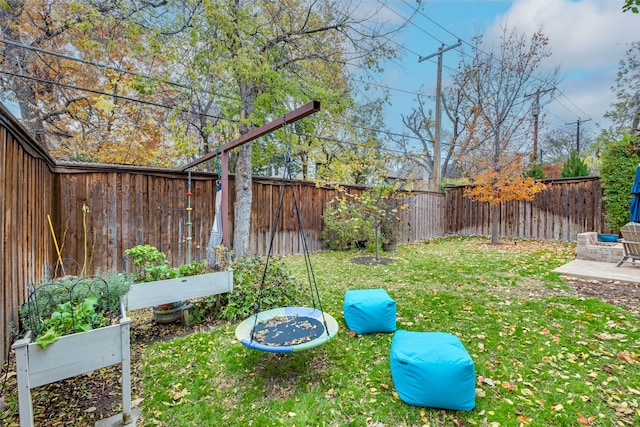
1,105,55,365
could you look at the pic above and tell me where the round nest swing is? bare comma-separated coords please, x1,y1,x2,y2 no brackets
235,306,339,353
234,121,338,353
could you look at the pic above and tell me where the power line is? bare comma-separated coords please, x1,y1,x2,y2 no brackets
0,37,240,102
0,68,231,121
388,0,594,126
375,0,447,46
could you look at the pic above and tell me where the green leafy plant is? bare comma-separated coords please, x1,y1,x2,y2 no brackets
177,260,208,277
215,256,304,322
560,149,589,177
601,134,640,231
124,245,175,282
19,274,131,338
95,269,133,314
321,194,376,251
523,161,547,179
124,245,212,283
321,186,403,255
34,295,107,349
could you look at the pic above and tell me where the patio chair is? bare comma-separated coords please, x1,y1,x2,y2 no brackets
616,222,640,267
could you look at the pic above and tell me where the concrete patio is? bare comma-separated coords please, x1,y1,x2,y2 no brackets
554,259,640,284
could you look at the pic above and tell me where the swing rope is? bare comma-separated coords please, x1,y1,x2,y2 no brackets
248,118,330,344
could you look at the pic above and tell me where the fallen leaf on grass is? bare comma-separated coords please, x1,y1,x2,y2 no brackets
517,414,530,424
577,416,595,425
607,400,634,415
453,417,466,426
618,351,637,364
481,377,495,387
172,389,190,400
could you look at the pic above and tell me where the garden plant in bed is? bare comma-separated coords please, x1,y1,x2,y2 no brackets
12,270,134,426
19,270,132,349
124,244,229,323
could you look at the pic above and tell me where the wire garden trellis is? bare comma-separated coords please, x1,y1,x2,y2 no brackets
22,276,116,339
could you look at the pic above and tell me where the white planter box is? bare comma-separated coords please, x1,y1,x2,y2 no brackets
125,269,234,310
13,303,133,427
13,270,233,427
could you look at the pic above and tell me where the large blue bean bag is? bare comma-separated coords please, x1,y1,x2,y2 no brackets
390,330,476,411
343,288,396,334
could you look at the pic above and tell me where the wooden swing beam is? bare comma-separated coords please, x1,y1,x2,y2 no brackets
182,100,321,245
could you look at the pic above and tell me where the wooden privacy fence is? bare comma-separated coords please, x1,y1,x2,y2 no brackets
54,167,372,271
445,177,609,241
1,106,56,367
0,103,613,364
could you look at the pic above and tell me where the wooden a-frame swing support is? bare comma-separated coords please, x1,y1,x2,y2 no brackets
181,100,321,246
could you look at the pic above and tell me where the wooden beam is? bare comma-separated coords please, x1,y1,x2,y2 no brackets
181,100,320,171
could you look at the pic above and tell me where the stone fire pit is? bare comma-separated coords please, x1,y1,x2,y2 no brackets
576,232,623,263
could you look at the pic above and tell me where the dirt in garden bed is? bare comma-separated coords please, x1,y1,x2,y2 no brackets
2,278,639,426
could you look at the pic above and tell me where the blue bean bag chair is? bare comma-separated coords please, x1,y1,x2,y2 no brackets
343,288,396,334
390,330,476,411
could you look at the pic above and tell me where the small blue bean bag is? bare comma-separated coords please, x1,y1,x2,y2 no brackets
390,330,476,411
343,288,396,334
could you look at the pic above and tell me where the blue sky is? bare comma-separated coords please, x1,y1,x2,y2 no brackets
361,0,640,145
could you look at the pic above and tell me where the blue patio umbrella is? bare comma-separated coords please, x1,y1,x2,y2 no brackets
630,164,640,223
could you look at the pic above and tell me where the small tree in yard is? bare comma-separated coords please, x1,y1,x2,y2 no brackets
601,134,640,232
524,160,547,179
560,150,590,178
464,155,547,242
454,27,555,244
321,185,403,258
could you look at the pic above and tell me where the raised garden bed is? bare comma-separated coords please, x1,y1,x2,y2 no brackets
13,269,233,427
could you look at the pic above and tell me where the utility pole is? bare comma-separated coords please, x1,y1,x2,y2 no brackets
525,87,553,162
565,118,591,154
419,39,461,192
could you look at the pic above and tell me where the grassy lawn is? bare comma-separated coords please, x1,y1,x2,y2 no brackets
139,237,640,426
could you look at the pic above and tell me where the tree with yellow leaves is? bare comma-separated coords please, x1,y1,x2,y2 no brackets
0,0,186,165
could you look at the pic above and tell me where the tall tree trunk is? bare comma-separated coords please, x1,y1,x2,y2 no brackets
1,8,48,147
234,143,252,257
233,83,258,257
491,204,499,244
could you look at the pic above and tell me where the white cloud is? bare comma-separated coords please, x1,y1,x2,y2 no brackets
486,0,640,129
490,0,638,70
